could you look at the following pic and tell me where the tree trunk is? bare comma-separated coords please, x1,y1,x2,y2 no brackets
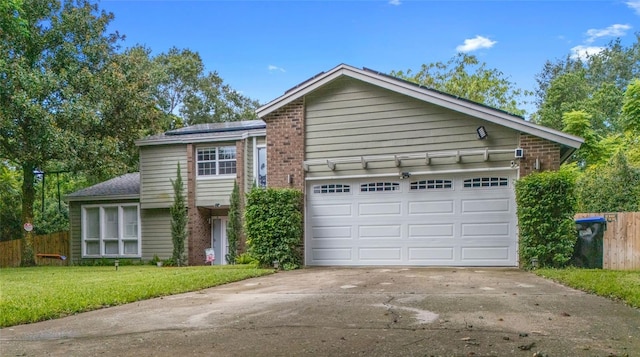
21,164,36,266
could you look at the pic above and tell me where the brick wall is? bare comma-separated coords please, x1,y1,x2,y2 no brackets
518,134,561,177
186,143,211,265
263,98,305,191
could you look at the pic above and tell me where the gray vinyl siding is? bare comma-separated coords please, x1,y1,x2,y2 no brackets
140,145,187,209
69,202,81,263
304,77,519,177
257,137,266,145
140,208,174,261
196,178,235,207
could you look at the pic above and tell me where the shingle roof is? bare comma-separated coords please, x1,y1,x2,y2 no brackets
66,173,140,201
136,120,266,146
165,120,265,136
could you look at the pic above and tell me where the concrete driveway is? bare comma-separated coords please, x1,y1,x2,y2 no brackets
1,267,639,356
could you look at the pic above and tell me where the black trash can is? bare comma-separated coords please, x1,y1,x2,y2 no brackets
572,216,606,268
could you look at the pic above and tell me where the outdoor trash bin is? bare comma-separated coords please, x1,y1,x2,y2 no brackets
572,216,606,268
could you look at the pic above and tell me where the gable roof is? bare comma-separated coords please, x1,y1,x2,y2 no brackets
136,120,266,147
256,64,583,150
66,173,140,202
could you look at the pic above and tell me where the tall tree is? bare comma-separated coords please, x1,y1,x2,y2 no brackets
391,53,532,116
152,47,260,126
0,0,159,265
170,164,187,266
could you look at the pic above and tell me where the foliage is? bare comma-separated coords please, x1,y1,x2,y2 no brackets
515,170,577,268
151,47,260,126
235,252,259,267
576,152,640,212
561,110,603,167
391,53,532,116
536,268,640,308
0,163,22,241
170,164,187,266
245,188,303,270
621,78,640,134
225,180,241,264
533,35,640,134
0,265,274,327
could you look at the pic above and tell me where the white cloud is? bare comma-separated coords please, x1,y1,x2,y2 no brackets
626,1,640,15
570,45,606,60
455,35,497,52
268,65,286,73
389,0,401,5
585,24,631,43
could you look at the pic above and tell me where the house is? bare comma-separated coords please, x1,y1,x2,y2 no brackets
66,120,266,265
67,64,582,267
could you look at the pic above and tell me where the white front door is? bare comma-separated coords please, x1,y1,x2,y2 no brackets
305,172,517,266
211,217,229,265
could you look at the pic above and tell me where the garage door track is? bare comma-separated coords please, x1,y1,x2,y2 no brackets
2,267,639,356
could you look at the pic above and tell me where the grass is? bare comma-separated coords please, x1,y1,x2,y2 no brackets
535,268,640,308
0,265,273,327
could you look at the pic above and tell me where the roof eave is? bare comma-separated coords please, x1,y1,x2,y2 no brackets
136,129,266,147
65,194,140,202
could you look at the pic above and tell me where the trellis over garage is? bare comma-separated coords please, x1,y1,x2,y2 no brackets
257,64,583,267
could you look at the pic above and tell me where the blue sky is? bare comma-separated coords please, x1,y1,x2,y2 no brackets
101,0,640,115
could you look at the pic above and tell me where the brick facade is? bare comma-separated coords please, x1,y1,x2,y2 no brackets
518,134,561,177
186,143,212,265
263,98,305,191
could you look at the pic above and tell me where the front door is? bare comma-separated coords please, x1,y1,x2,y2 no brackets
210,217,228,265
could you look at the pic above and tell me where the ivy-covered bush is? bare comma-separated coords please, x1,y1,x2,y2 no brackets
576,152,640,212
244,188,303,270
515,170,577,268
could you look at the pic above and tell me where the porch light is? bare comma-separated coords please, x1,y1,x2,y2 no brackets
476,126,488,140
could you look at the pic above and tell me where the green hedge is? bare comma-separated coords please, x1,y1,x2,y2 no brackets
515,170,577,268
244,188,303,270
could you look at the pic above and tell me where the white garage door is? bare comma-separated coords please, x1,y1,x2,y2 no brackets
306,172,517,266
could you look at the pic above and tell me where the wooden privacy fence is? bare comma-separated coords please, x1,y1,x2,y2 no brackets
0,231,70,268
575,212,640,270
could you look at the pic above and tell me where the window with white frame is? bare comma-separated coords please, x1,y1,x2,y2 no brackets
82,204,141,257
463,177,509,188
197,146,237,177
410,179,453,190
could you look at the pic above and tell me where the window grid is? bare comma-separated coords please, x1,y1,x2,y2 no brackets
360,182,400,192
410,179,453,190
463,177,508,188
313,184,351,194
82,204,140,258
197,146,237,176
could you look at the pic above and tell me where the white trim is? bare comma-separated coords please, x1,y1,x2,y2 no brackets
305,166,517,181
257,64,583,149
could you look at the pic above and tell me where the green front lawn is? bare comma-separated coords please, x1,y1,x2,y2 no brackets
535,268,640,308
0,265,273,327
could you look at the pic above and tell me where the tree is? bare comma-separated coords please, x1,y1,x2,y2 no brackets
0,0,159,265
0,163,22,242
170,164,187,266
533,35,640,134
561,110,603,167
391,53,532,116
225,180,241,264
152,47,260,126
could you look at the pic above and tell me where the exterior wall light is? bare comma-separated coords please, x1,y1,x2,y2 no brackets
476,126,488,140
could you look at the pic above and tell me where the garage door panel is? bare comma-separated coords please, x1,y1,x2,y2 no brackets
359,248,402,261
358,202,402,216
311,226,352,239
461,199,510,213
462,223,510,237
408,224,454,238
311,248,352,262
311,203,353,217
408,200,455,215
359,224,401,239
408,247,454,261
461,246,511,261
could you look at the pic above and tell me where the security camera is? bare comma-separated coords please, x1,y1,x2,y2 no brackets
400,172,411,179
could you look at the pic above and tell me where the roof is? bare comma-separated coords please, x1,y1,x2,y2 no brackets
137,120,266,147
256,64,584,150
66,173,140,202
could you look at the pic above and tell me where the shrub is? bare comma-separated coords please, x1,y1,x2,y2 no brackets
576,152,640,212
515,170,577,268
170,163,187,266
244,188,303,270
225,181,241,264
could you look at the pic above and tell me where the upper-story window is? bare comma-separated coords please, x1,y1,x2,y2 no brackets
197,146,236,177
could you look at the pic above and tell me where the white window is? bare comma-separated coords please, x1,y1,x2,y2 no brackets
463,177,509,188
197,146,236,177
81,204,141,258
313,184,351,194
410,179,453,190
360,182,400,192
